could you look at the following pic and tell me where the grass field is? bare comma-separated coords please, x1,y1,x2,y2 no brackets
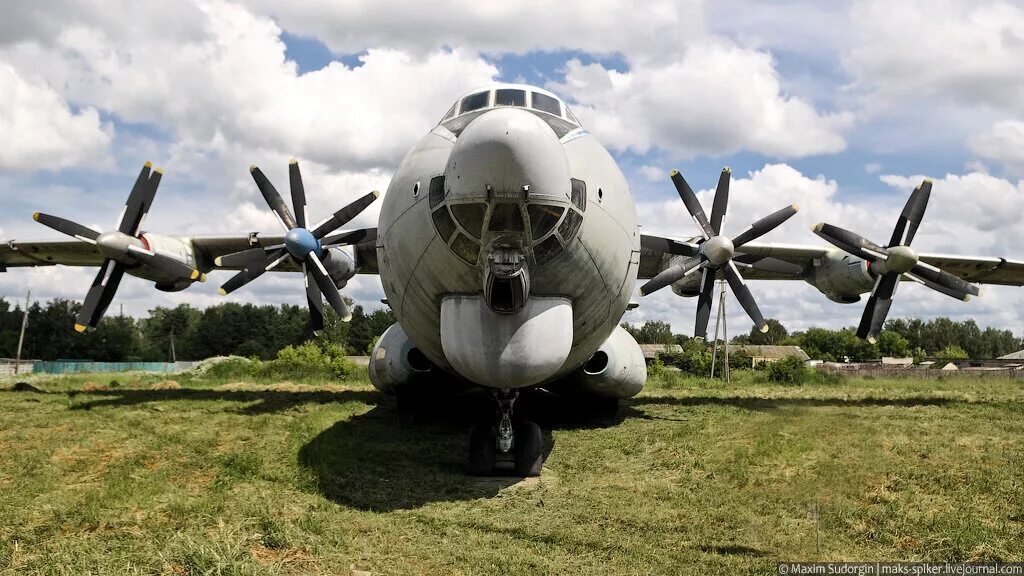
1,369,1023,575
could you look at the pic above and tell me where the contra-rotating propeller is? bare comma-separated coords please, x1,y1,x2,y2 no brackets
638,168,799,339
32,162,204,332
216,160,379,330
812,179,980,343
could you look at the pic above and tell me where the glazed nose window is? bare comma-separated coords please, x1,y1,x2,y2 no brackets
488,203,524,232
451,203,486,239
527,204,564,239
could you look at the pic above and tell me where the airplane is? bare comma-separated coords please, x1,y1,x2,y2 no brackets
3,82,1024,476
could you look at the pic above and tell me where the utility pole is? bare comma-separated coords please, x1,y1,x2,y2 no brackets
168,327,177,363
14,290,30,375
709,280,731,382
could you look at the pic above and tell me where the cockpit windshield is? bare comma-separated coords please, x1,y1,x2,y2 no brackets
439,85,581,137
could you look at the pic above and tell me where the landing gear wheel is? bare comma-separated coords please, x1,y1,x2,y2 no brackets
513,421,543,477
468,424,496,476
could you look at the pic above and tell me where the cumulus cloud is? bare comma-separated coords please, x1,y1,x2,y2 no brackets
845,0,1024,113
969,120,1024,178
0,64,112,171
553,43,854,159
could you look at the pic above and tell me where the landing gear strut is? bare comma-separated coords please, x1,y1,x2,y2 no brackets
468,389,542,477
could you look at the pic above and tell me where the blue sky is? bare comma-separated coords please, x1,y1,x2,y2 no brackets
1,0,1022,336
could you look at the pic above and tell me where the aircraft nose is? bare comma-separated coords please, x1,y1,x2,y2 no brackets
445,107,570,202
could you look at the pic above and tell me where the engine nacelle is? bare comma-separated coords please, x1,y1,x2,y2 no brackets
563,325,647,399
808,249,873,303
368,323,434,394
663,255,702,297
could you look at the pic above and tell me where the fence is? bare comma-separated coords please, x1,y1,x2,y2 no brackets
817,366,1024,380
25,361,201,375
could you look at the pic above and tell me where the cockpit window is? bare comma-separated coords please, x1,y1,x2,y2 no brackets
531,92,561,116
565,106,580,125
431,206,457,242
428,176,446,209
495,89,526,107
441,103,457,122
451,203,486,238
570,178,587,211
450,233,480,265
488,203,524,232
558,209,583,241
533,234,564,265
527,204,564,239
460,91,490,114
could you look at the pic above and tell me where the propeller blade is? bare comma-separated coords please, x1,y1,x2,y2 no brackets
213,244,285,268
289,160,307,229
670,170,714,238
32,212,100,243
321,228,378,248
310,190,381,240
812,222,889,261
724,262,767,332
888,179,932,247
125,245,204,281
218,248,287,295
251,165,297,231
306,251,352,322
118,162,161,236
709,167,730,235
909,262,979,300
732,254,804,276
303,263,325,332
639,234,700,257
857,272,899,342
638,255,704,296
731,204,799,248
75,259,125,331
694,268,716,340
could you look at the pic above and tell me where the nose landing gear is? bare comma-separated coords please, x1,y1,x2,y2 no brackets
468,389,543,477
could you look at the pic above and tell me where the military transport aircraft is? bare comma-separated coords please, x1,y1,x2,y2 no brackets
3,83,1024,476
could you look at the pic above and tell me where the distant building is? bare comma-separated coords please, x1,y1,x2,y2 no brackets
729,345,810,367
998,350,1024,360
639,344,682,363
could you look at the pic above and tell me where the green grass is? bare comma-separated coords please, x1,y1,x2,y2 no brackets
1,370,1023,575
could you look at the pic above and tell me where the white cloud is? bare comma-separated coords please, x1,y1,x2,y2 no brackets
553,43,854,159
865,162,881,174
845,0,1024,114
969,120,1024,178
0,64,112,171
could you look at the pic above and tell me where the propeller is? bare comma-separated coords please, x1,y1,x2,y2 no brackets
638,168,799,339
216,160,380,331
31,162,203,332
812,179,980,343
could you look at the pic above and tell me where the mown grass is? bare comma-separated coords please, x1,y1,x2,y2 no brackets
1,369,1023,575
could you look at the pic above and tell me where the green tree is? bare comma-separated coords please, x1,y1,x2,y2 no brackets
876,330,910,358
746,318,788,345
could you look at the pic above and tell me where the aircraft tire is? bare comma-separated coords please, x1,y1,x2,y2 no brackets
513,421,543,477
468,424,496,476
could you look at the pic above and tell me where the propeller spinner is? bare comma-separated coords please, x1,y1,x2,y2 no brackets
638,168,799,339
215,160,380,331
812,179,980,343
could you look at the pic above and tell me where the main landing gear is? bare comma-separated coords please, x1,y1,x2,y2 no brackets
468,389,542,477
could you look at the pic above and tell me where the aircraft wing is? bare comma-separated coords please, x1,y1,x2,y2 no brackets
638,234,821,281
639,233,1024,286
191,228,379,274
0,239,104,269
1,228,380,275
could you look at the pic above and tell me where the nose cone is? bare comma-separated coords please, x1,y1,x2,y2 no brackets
446,108,570,201
284,228,319,260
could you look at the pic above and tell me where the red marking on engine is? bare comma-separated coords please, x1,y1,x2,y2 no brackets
140,234,151,251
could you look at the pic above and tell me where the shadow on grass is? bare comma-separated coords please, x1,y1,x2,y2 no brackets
63,387,381,415
630,394,962,411
297,388,631,511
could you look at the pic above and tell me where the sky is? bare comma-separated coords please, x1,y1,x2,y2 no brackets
1,0,1023,337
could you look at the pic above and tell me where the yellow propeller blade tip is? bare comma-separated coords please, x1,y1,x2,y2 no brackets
32,212,40,221
372,190,382,198
811,223,823,233
199,273,207,283
190,269,200,280
249,165,258,172
867,336,877,344
759,324,770,333
154,166,164,175
342,312,353,322
669,169,679,177
289,158,298,165
637,287,647,297
74,323,87,333
923,177,933,184
213,257,223,266
143,161,152,168
792,203,800,212
723,166,731,174
217,288,227,296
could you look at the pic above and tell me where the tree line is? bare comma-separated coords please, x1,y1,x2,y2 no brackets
0,298,394,362
622,317,1023,362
